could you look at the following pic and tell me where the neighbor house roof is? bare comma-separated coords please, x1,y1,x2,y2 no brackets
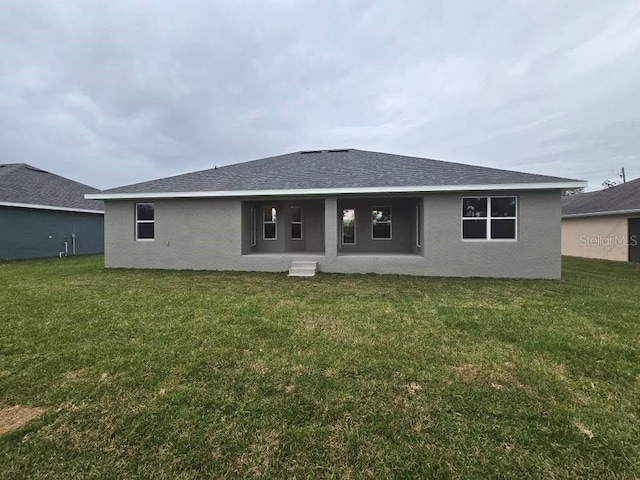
87,149,585,200
0,163,104,213
562,177,640,218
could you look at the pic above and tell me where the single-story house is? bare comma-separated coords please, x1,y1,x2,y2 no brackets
0,163,104,260
87,149,584,278
562,177,640,262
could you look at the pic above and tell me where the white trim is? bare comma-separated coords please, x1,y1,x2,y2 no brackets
371,206,392,240
562,208,640,219
85,181,587,200
461,196,518,241
0,201,103,214
461,238,518,243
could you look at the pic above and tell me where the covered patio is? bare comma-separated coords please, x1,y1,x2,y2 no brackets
242,196,424,257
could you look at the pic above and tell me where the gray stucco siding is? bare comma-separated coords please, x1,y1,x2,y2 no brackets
0,206,104,260
419,190,561,278
103,190,561,278
105,198,241,270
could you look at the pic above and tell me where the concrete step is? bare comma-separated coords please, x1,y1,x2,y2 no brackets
288,269,316,277
288,261,317,277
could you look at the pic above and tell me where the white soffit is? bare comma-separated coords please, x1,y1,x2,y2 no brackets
87,181,588,200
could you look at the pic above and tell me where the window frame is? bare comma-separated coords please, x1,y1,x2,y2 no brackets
371,206,392,240
461,196,518,242
263,206,277,241
135,202,155,241
341,208,356,245
416,203,422,247
250,207,257,247
290,206,303,241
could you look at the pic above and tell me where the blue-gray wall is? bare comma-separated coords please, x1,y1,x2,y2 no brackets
0,206,104,260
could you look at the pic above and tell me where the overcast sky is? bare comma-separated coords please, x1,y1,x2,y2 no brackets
1,1,639,191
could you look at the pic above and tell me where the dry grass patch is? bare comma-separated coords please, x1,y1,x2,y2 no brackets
299,312,376,348
0,405,46,435
238,429,281,477
574,421,595,439
406,382,423,396
451,363,532,392
61,368,92,385
299,312,342,338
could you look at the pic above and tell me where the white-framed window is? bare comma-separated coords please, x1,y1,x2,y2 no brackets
416,203,422,247
263,206,277,240
135,203,155,240
461,196,517,240
290,206,303,240
342,208,356,245
250,207,257,247
372,206,392,240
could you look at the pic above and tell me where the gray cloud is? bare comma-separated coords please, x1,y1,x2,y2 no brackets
1,0,639,190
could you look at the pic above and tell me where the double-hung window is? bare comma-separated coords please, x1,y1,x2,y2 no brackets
250,207,257,247
290,206,302,240
416,203,422,247
372,206,392,240
136,203,155,240
462,196,517,240
263,206,277,240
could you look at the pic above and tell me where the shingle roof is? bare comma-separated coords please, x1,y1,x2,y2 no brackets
562,177,640,217
0,164,103,212
93,149,582,198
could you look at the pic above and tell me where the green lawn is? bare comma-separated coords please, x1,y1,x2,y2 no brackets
0,255,639,479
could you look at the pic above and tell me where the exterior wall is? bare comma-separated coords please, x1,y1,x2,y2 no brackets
417,190,561,278
0,206,104,260
104,190,561,278
105,198,241,270
561,215,630,261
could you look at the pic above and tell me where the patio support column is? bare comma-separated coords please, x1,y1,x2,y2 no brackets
324,197,338,257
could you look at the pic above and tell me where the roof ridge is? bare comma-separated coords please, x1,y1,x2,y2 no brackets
349,148,583,182
95,149,584,197
0,163,26,176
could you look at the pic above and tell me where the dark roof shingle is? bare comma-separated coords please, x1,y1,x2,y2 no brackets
0,164,103,211
98,149,580,196
562,177,640,217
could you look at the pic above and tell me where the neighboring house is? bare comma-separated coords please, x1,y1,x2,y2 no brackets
0,164,104,260
562,177,640,262
87,149,584,278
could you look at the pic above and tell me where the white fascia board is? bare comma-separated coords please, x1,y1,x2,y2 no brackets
86,181,587,200
562,208,640,218
0,201,104,214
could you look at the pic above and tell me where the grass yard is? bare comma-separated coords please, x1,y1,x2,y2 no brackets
1,255,639,479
